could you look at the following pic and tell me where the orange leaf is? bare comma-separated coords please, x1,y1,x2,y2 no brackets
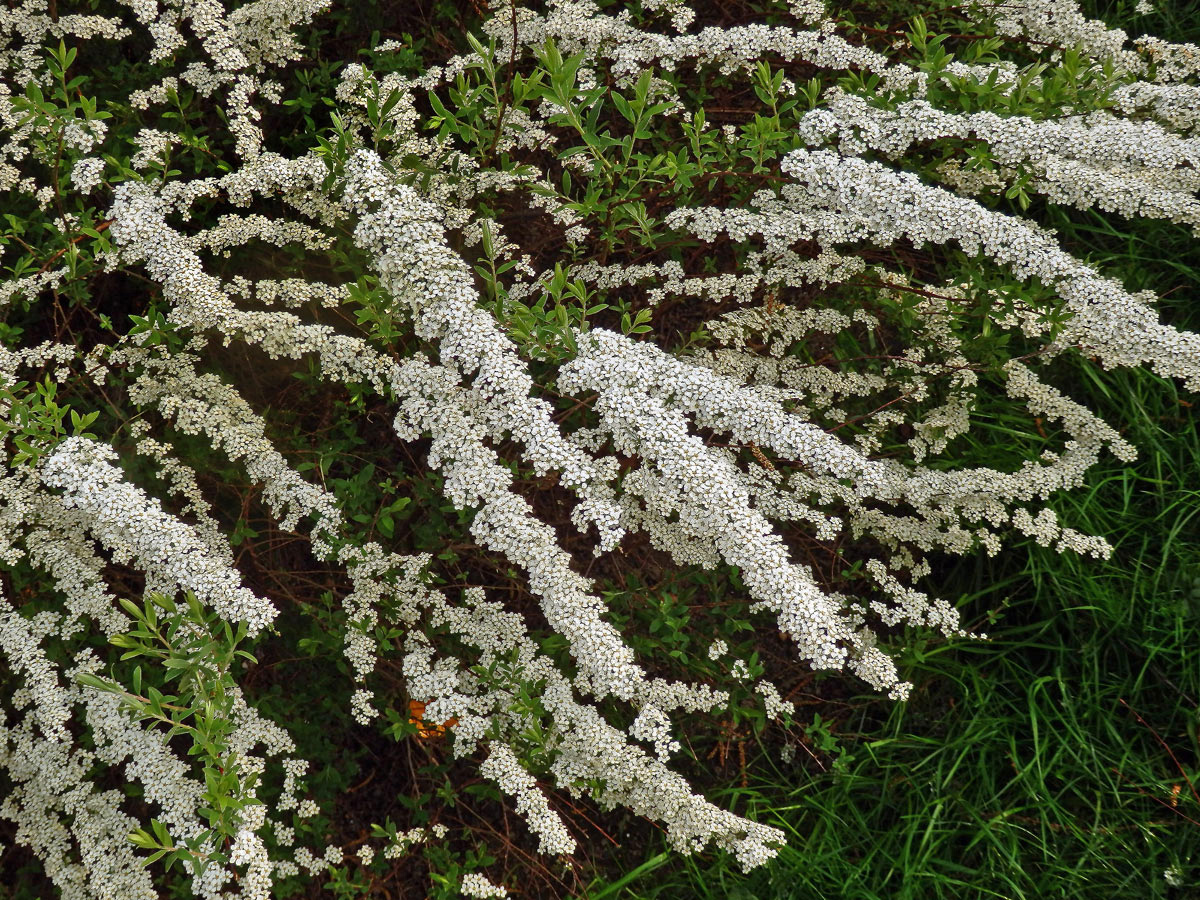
408,699,456,739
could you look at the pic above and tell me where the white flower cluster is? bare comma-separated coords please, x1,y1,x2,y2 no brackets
770,149,1200,389
460,872,510,898
798,88,1200,233
0,709,156,900
480,742,578,856
977,0,1200,84
42,436,278,636
330,540,775,871
560,327,910,696
341,150,625,552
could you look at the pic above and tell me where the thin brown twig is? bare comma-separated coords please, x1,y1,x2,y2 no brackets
36,219,112,276
1118,698,1200,808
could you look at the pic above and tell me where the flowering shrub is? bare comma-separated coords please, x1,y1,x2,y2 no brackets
0,0,1198,896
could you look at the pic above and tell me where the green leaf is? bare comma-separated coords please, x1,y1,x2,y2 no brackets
76,672,116,692
151,818,171,846
611,91,633,124
151,592,177,613
128,828,159,850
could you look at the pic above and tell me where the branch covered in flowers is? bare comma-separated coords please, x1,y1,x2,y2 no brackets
0,0,1198,896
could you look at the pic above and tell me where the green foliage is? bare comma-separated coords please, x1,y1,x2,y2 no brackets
0,376,98,467
77,591,260,876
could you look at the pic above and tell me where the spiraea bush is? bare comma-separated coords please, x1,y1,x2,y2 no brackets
1,0,1199,896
